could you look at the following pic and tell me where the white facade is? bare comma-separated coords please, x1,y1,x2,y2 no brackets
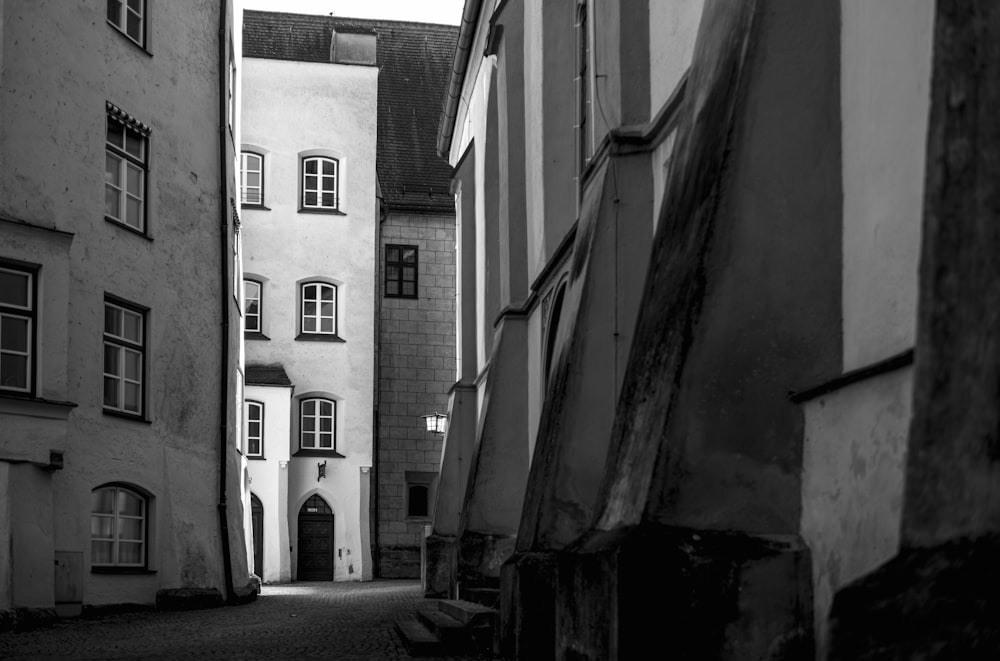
240,48,378,582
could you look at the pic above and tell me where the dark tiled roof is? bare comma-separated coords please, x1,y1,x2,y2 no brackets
246,363,293,387
243,11,458,214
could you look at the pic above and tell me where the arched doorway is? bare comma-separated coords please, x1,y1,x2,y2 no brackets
250,494,263,579
297,494,334,580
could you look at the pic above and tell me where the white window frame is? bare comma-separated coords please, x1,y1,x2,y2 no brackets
300,282,337,335
245,400,264,457
240,152,264,206
91,485,147,568
103,299,145,416
107,0,146,48
301,156,339,210
300,397,336,450
243,279,262,333
0,264,34,395
105,113,148,232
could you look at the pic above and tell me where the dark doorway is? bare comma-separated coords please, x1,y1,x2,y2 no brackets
250,494,263,579
297,494,334,581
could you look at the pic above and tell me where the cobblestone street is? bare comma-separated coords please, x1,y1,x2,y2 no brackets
0,580,497,660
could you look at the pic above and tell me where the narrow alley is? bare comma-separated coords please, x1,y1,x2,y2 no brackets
0,581,496,661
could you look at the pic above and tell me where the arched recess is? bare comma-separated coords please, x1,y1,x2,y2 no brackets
250,493,264,578
297,494,334,580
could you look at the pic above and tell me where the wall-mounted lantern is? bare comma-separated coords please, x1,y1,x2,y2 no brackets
422,412,448,435
317,460,327,482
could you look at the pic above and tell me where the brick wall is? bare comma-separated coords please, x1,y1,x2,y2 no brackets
377,212,456,577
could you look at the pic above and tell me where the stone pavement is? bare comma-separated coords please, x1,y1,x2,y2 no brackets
0,579,499,660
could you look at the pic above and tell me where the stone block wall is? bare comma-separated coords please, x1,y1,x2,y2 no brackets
377,212,456,577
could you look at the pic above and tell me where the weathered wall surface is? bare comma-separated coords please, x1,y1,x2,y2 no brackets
801,367,911,656
648,0,703,114
841,0,933,370
241,56,377,581
0,1,244,609
377,212,456,577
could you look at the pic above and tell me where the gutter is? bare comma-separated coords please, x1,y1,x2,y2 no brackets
216,0,237,605
436,0,483,158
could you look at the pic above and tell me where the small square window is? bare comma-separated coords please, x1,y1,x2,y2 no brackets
385,244,418,299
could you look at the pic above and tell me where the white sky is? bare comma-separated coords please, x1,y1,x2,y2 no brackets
240,0,465,25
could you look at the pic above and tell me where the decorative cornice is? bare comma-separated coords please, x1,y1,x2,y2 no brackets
105,101,152,136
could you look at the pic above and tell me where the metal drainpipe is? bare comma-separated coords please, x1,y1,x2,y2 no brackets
216,0,237,605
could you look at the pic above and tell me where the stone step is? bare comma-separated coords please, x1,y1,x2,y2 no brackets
438,598,497,627
416,606,471,645
394,617,443,657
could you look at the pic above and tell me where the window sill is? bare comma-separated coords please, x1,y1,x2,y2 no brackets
248,455,266,461
245,331,271,341
91,567,157,575
103,409,152,424
298,207,346,216
295,333,345,343
0,393,77,419
293,449,346,458
108,22,152,56
384,293,419,300
105,216,152,240
241,204,271,211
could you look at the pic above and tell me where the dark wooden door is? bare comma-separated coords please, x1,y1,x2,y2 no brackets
250,495,263,578
297,514,334,580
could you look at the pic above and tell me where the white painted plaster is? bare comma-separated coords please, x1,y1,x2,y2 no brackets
648,0,703,115
841,0,933,370
246,384,292,584
241,56,377,581
801,367,912,658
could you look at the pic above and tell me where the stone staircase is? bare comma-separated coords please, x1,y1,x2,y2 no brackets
394,598,497,657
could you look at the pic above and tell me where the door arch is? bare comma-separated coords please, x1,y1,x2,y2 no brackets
297,494,334,580
250,494,263,579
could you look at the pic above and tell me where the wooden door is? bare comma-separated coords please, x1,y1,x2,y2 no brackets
297,495,334,581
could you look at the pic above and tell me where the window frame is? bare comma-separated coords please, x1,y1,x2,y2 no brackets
90,484,149,571
245,400,264,458
240,151,265,207
103,296,147,419
243,279,262,334
299,281,338,337
105,108,150,235
0,260,37,397
405,471,438,521
384,244,419,299
300,156,340,212
299,397,336,452
107,0,147,49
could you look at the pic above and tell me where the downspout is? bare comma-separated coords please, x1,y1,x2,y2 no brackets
437,0,484,158
217,0,237,605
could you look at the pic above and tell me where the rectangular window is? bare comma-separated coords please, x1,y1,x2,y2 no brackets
240,152,264,206
300,398,335,450
246,401,263,457
301,156,339,211
385,245,418,299
105,111,149,232
244,280,261,333
103,299,145,416
301,282,337,335
0,264,35,395
107,0,146,48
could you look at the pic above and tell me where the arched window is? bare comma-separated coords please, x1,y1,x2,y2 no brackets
240,151,264,206
300,282,337,336
300,398,336,450
245,400,264,457
301,156,339,210
91,484,147,569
